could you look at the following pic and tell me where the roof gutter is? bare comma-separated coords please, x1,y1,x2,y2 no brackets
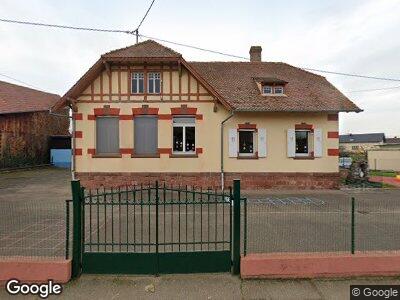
220,110,234,190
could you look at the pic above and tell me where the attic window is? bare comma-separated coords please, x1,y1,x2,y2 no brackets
274,87,284,94
262,86,273,94
262,85,284,95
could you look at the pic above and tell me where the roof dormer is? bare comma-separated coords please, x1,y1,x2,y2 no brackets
253,77,288,96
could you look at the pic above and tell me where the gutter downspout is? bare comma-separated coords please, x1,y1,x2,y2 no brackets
49,107,75,180
221,111,234,190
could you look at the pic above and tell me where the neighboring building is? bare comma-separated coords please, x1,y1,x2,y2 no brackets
0,80,69,168
53,40,361,189
339,133,385,153
383,137,400,148
368,149,400,171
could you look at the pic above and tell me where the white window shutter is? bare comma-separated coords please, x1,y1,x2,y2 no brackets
258,128,267,157
314,128,323,157
287,129,296,157
228,129,238,157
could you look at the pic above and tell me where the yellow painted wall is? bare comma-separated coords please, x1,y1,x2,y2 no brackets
368,149,400,171
74,103,339,173
73,63,339,174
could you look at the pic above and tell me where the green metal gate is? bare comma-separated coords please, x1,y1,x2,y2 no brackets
71,180,241,275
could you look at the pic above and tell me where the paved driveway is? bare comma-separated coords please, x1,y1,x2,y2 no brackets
0,167,400,259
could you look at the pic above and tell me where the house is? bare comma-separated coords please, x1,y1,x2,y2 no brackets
52,40,361,189
339,133,385,153
0,80,69,168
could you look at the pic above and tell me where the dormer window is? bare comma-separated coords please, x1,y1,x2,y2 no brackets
262,85,284,95
262,86,273,94
274,87,284,94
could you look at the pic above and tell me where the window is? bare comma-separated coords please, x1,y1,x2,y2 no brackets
173,117,195,154
134,116,158,155
238,130,255,156
274,86,284,94
148,72,161,94
132,73,144,94
295,130,309,156
262,85,273,94
96,117,119,154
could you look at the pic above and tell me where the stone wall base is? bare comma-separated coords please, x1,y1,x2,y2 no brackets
75,172,340,190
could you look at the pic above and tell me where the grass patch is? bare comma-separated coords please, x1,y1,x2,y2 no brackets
369,170,398,177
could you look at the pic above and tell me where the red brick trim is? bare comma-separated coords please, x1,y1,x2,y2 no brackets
171,105,197,115
328,114,338,121
74,131,83,138
94,107,120,116
158,148,172,154
295,123,313,130
196,147,203,154
238,123,257,130
74,148,82,156
195,114,203,120
159,114,173,120
132,107,159,115
72,113,82,120
119,115,133,120
87,148,95,155
88,115,96,120
328,149,340,156
120,148,133,155
327,131,339,138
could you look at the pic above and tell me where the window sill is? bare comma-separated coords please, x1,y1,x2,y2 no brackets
237,155,258,160
92,153,122,158
131,154,160,158
169,154,198,158
293,155,315,160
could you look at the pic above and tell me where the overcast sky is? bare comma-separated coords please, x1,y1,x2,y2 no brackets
1,0,399,136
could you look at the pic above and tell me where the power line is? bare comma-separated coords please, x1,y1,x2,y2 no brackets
0,72,40,89
2,17,400,82
301,67,400,82
0,18,134,34
136,0,156,31
347,85,400,93
138,33,249,60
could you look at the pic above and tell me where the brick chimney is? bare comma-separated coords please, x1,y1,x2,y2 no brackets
249,46,262,62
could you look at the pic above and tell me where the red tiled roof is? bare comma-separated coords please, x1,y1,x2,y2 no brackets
102,40,182,59
54,40,361,113
0,80,60,115
189,62,361,112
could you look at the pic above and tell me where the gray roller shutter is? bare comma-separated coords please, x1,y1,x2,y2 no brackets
96,117,119,154
135,116,158,154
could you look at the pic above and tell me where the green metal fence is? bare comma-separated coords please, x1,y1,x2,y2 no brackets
71,180,243,276
242,193,400,255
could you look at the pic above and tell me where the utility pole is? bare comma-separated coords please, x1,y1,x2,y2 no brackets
135,29,139,44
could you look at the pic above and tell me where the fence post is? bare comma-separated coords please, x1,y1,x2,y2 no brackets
71,180,83,278
155,180,159,276
351,197,355,254
232,179,241,275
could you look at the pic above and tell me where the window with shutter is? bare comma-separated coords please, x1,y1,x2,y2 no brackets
258,128,267,157
228,129,238,158
134,116,158,155
96,117,119,154
314,128,323,157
